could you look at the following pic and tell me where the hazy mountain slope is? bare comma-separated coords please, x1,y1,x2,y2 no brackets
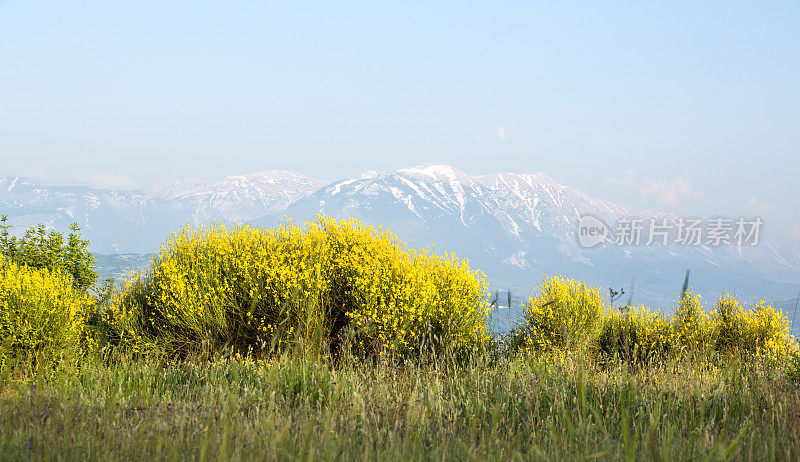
148,171,326,225
0,171,324,253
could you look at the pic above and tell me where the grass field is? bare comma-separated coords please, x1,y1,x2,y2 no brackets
2,349,799,461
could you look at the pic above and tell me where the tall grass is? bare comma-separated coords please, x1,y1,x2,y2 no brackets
1,347,799,460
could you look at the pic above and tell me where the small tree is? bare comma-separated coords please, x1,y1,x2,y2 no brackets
0,215,98,291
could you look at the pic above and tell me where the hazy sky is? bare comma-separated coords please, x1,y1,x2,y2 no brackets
1,1,798,238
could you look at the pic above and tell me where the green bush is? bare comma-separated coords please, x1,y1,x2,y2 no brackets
0,215,98,290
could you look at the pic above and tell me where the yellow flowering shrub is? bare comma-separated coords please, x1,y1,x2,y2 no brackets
712,293,795,360
511,279,797,363
597,305,673,363
114,216,490,358
673,291,715,354
0,260,93,373
508,276,605,352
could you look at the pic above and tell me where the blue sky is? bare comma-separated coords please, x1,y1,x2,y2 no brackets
1,1,798,239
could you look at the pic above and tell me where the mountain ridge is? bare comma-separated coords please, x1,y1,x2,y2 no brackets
2,165,799,313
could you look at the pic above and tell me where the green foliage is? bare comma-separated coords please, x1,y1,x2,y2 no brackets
0,260,93,375
113,217,490,359
0,215,98,291
83,276,122,348
787,351,800,385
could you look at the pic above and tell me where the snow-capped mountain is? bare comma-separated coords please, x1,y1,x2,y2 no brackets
255,164,662,266
251,164,800,312
2,165,799,315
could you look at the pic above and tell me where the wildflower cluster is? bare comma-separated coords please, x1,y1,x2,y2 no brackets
0,259,93,373
113,216,491,358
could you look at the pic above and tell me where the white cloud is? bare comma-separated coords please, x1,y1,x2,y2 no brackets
741,197,779,216
495,125,507,141
638,172,701,208
605,167,637,187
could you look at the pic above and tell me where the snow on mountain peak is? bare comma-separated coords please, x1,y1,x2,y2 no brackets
231,170,320,183
7,177,20,193
147,178,209,199
150,171,323,198
136,170,328,226
398,164,464,180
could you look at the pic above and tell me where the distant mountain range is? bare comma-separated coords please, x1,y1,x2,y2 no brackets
2,166,799,320
0,171,324,253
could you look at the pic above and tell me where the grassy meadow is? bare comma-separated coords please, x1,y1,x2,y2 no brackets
1,216,800,460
